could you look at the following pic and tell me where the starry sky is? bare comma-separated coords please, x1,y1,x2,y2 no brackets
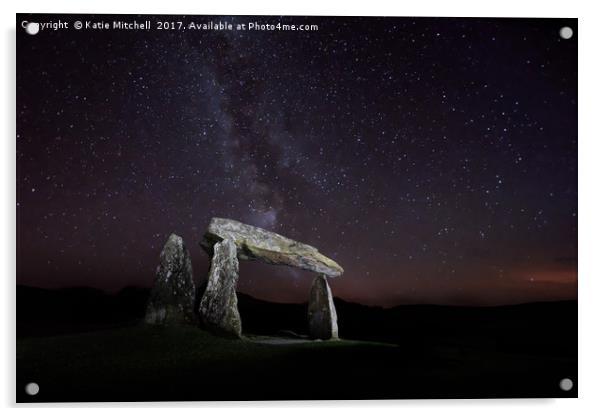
17,15,577,307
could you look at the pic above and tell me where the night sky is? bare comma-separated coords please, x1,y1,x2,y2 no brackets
17,15,577,306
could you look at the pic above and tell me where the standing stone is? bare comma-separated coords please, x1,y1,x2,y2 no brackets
199,238,242,338
145,233,196,325
308,274,339,340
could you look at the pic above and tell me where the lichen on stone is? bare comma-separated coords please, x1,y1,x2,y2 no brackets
198,238,242,338
200,217,343,277
145,233,196,325
308,274,339,340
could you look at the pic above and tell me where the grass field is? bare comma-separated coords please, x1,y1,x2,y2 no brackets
17,322,576,402
16,287,577,402
17,324,403,402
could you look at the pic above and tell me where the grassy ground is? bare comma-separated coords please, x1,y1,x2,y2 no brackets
17,325,400,402
17,323,576,402
16,288,577,402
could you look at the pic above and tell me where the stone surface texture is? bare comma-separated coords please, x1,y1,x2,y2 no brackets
200,217,343,277
308,274,339,340
145,233,196,325
198,238,242,337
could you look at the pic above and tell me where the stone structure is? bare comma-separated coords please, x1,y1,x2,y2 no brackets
198,238,242,338
200,217,343,277
308,274,339,340
145,233,196,325
198,217,343,339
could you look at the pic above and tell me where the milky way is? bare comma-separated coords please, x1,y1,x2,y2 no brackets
17,15,577,306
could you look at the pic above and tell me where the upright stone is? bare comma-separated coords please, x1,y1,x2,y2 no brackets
308,274,339,340
199,238,242,338
145,233,196,325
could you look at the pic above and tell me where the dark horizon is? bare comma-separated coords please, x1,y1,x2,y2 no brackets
16,272,577,309
16,280,578,309
17,15,577,307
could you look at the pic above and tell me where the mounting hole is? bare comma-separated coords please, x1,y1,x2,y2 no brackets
25,382,39,396
25,22,40,36
559,26,573,40
559,378,573,391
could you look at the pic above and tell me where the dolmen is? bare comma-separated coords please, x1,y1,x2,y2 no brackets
146,218,344,340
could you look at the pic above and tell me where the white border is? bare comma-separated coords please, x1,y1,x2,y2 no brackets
3,0,601,414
